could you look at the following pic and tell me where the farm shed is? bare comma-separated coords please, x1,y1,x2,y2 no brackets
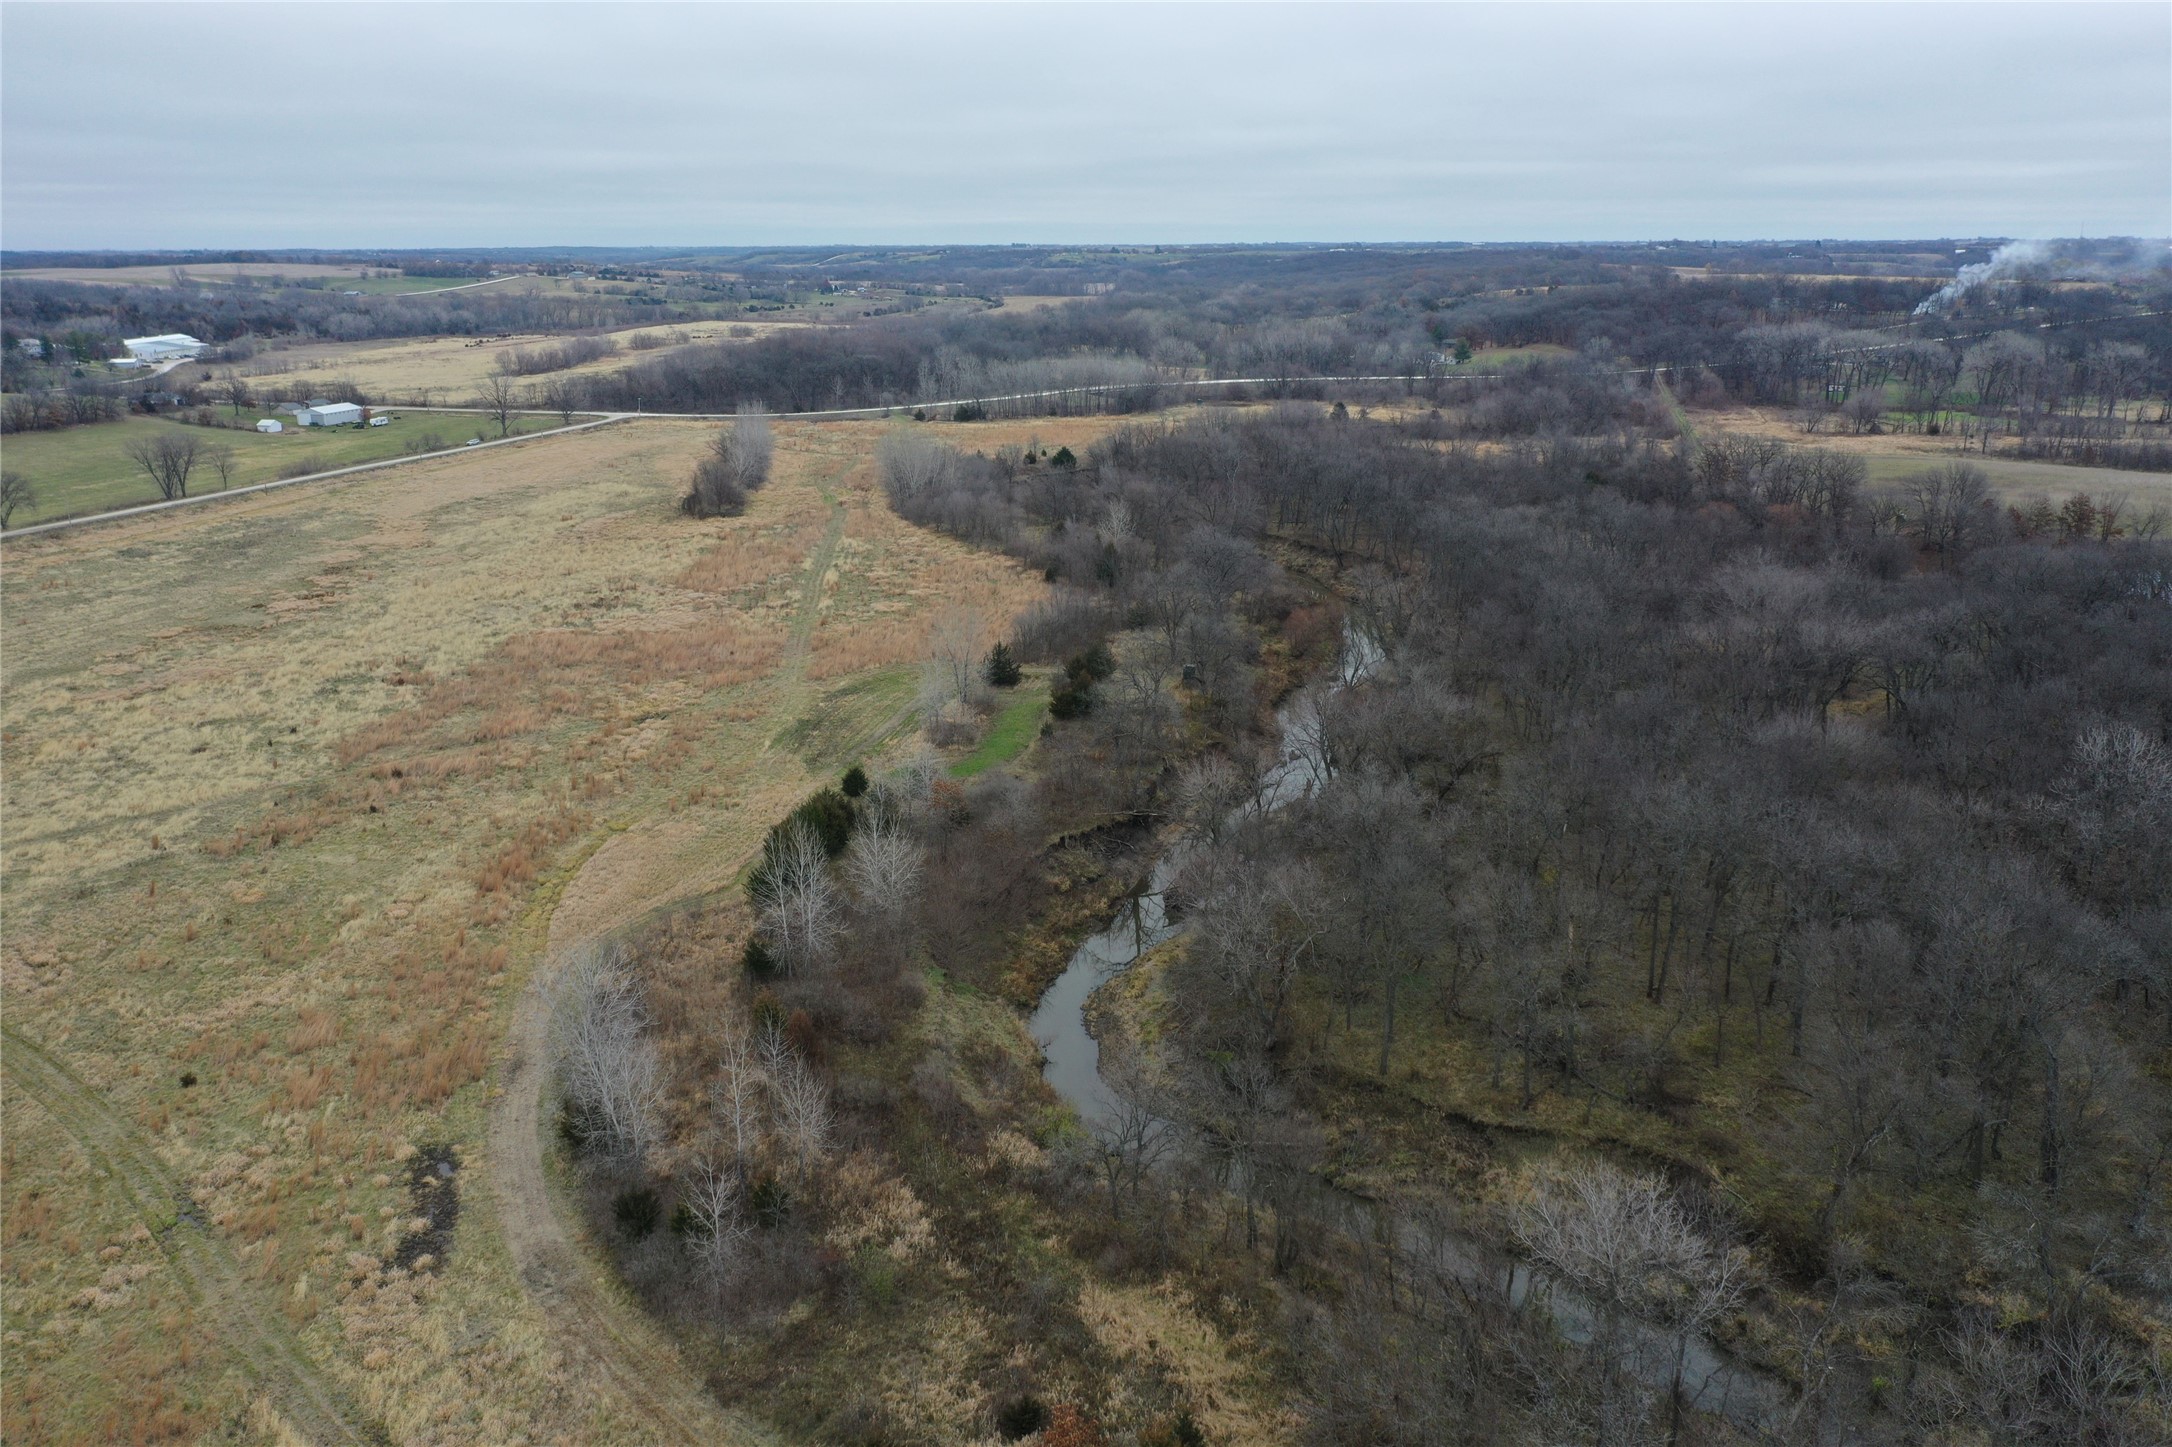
297,402,363,427
256,418,283,433
121,333,206,362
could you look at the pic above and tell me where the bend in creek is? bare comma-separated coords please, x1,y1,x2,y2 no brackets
1027,629,1796,1435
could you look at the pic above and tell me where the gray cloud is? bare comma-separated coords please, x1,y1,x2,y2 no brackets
3,2,2166,247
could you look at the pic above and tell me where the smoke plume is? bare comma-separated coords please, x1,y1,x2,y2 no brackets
1914,239,2052,315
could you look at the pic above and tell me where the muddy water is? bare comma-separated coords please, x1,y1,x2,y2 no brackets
1028,631,1795,1435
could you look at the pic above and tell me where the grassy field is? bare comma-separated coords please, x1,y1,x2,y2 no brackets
1857,452,2172,507
1,265,529,296
0,414,1074,1443
950,680,1050,777
0,412,565,526
1450,342,1577,371
233,320,800,401
3,263,395,287
1709,405,2172,508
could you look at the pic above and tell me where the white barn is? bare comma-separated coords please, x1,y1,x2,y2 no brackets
121,333,207,362
256,419,284,433
296,402,363,427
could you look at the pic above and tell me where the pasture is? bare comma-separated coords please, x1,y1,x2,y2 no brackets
232,321,802,402
1713,405,2172,508
1,412,563,526
4,262,396,287
2,264,519,296
0,414,1078,1443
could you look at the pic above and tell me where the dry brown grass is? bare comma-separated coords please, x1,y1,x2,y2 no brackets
232,319,812,400
1710,405,2172,507
6,261,386,285
0,411,1071,1444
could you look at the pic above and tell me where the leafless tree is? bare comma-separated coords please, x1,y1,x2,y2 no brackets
1899,463,1997,565
920,607,989,738
1180,853,1322,1057
1172,753,1252,842
875,431,960,506
477,371,520,436
712,1021,767,1163
549,943,665,1168
755,820,843,974
204,443,238,492
844,813,924,931
761,1024,833,1182
681,1156,753,1287
125,432,202,500
726,400,772,483
540,378,579,424
682,402,775,517
0,470,34,528
1515,1160,1754,1438
1092,1087,1177,1223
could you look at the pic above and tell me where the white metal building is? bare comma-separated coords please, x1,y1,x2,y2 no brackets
121,333,207,362
256,419,284,433
296,402,363,427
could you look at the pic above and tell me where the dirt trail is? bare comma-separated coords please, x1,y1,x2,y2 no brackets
481,481,851,1445
1,1025,383,1446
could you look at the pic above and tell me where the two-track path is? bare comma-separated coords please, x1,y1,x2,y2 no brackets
1,1025,384,1445
481,468,852,1445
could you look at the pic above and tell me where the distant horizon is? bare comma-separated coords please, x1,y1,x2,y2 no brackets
14,235,2171,259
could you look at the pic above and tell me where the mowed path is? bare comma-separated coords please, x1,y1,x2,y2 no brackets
480,464,853,1445
3,414,1058,1442
1,1026,383,1446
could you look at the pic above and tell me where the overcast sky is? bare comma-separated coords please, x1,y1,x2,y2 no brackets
3,2,2166,249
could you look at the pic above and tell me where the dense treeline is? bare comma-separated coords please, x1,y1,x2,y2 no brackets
884,402,2171,1445
0,276,678,349
11,244,2168,464
494,333,618,375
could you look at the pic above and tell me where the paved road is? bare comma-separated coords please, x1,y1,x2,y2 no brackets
1,415,632,541
21,304,2159,543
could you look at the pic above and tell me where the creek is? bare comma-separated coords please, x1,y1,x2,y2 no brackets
1027,631,1796,1437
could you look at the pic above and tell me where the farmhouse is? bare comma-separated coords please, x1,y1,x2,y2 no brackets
121,333,207,362
296,402,363,427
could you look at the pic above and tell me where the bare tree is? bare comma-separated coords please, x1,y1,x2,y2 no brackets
920,607,989,738
761,1024,833,1182
1515,1160,1754,1439
682,402,775,516
221,376,254,416
844,812,924,937
540,378,579,425
681,1156,753,1287
548,943,664,1168
125,432,202,500
204,443,238,493
1093,1089,1177,1224
712,1021,768,1163
0,470,34,528
755,819,843,974
875,431,960,507
477,372,520,436
727,401,773,485
1899,463,1997,565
